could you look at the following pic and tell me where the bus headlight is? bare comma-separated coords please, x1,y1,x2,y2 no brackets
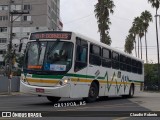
59,77,71,86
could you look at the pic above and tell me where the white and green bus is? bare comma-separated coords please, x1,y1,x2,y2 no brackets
20,31,144,103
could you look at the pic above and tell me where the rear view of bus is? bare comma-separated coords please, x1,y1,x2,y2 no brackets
20,31,74,103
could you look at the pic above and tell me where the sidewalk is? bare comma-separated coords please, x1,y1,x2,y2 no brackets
0,92,22,96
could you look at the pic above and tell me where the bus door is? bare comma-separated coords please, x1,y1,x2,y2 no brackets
87,44,102,79
87,44,103,94
72,38,88,98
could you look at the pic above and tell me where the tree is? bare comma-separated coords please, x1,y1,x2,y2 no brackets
140,10,153,63
94,0,115,45
129,25,138,57
144,62,158,90
3,50,16,67
133,17,145,59
124,34,134,54
16,54,24,68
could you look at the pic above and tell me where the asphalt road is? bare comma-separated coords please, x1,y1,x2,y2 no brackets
0,91,160,120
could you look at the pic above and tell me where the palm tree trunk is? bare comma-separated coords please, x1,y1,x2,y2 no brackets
135,41,137,57
140,37,142,59
138,36,140,58
100,0,105,44
155,9,160,90
101,25,105,43
159,16,160,29
144,31,148,63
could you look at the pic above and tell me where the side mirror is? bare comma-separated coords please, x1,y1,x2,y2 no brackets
19,43,23,52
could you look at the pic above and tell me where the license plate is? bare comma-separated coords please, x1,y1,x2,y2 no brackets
36,88,44,93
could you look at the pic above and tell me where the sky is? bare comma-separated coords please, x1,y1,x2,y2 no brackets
60,0,160,63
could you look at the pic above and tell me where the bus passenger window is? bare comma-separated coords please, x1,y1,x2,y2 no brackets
75,38,88,72
80,48,87,62
120,55,126,71
126,57,131,72
76,46,87,63
112,52,119,69
102,48,111,68
138,61,143,74
89,44,101,66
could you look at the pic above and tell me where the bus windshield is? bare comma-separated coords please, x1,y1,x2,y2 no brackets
24,41,73,73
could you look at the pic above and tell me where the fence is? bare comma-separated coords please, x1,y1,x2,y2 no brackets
144,75,159,91
0,76,20,93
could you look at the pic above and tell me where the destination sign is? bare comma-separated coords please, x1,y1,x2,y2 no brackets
30,32,72,40
28,65,42,69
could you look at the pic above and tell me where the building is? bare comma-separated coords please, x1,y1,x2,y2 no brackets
0,0,62,66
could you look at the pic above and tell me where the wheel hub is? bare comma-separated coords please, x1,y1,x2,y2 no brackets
90,87,96,97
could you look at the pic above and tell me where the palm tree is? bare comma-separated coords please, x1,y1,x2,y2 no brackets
104,33,112,45
133,17,145,59
132,17,140,58
140,10,153,63
94,0,115,45
3,50,15,66
148,0,160,90
129,25,138,57
139,28,144,60
124,34,134,54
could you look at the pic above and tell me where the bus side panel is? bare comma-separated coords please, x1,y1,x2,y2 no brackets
69,68,90,98
98,67,108,97
70,83,90,98
104,69,119,96
98,83,106,96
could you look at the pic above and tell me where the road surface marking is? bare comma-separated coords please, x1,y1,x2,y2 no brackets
58,105,140,111
113,117,130,120
0,118,16,120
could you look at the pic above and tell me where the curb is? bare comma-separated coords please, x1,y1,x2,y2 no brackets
0,92,22,96
143,90,160,93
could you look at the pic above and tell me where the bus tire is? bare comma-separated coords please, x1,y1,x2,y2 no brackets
84,82,99,103
122,84,134,98
128,84,134,98
47,96,61,103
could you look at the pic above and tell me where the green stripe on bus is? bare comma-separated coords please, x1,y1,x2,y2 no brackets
128,80,142,83
32,74,63,79
66,73,106,79
66,73,95,79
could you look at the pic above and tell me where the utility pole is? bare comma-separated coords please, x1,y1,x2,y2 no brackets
7,0,29,95
7,0,13,95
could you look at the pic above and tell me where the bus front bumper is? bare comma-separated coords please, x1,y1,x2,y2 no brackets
20,81,71,97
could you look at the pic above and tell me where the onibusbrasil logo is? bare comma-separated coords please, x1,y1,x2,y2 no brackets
1,112,42,118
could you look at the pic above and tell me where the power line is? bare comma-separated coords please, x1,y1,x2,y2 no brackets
63,13,133,25
64,13,94,25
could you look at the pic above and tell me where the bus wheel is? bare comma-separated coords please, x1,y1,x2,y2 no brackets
128,84,134,98
47,96,61,103
84,82,99,103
